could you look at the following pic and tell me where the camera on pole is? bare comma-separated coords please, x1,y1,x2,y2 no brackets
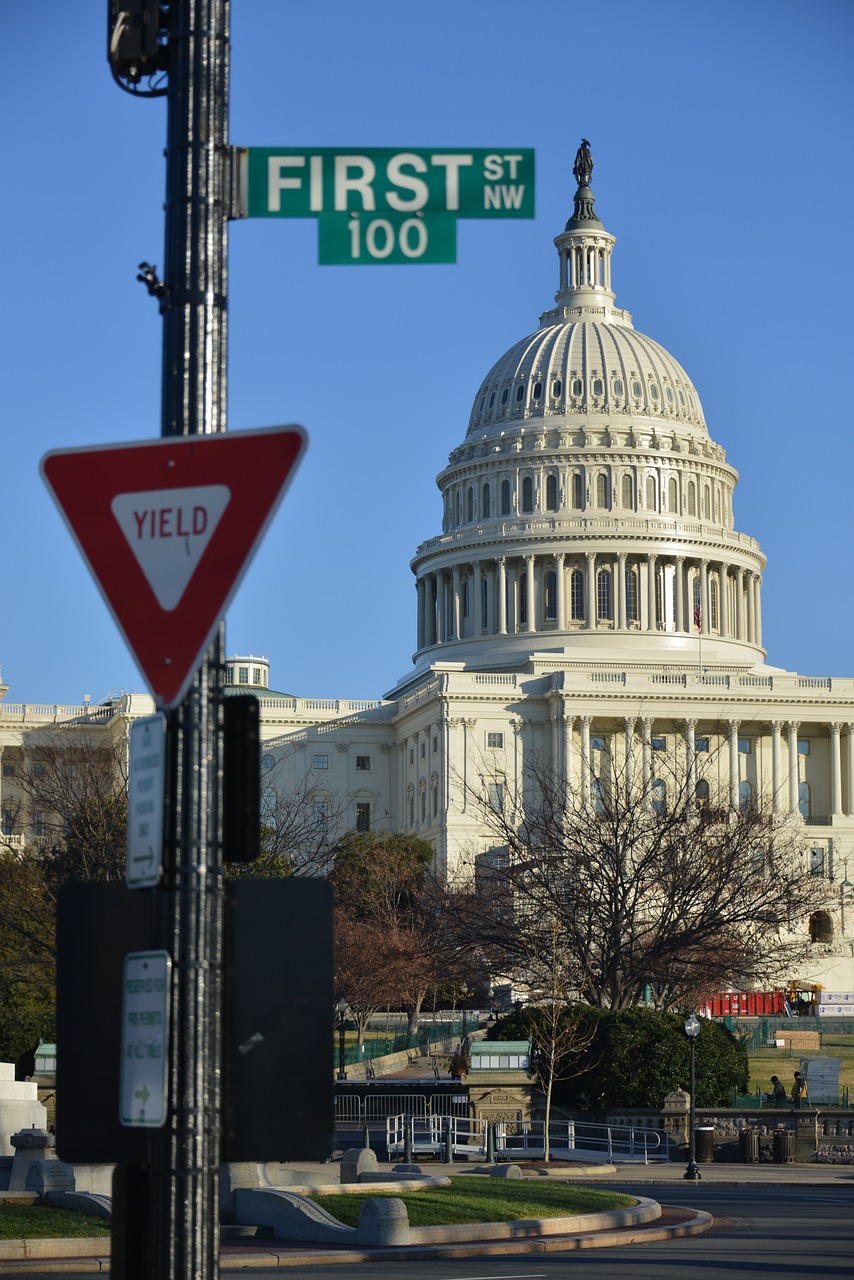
108,1,169,88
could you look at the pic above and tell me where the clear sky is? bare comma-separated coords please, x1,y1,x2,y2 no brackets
2,0,852,706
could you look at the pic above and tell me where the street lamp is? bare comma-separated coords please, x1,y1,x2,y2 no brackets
336,999,349,1082
684,1012,701,1182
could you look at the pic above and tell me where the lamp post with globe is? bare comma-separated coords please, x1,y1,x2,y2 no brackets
683,1012,702,1181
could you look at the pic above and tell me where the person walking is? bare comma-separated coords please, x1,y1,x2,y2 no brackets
770,1075,787,1108
791,1071,808,1108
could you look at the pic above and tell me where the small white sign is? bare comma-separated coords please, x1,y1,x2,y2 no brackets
120,950,170,1127
111,485,231,610
127,713,166,889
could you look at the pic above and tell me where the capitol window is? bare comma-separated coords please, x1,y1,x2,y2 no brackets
631,379,642,398
592,378,603,396
500,388,509,405
572,378,583,396
572,472,584,509
486,732,504,749
798,739,811,755
597,568,611,620
552,379,562,398
570,568,584,620
649,383,659,401
545,570,557,621
489,391,496,408
590,735,606,752
546,474,558,511
355,755,371,771
651,779,666,815
533,381,542,399
651,736,666,751
596,473,609,507
626,566,638,621
800,783,812,820
312,754,328,770
738,738,752,754
665,386,674,404
355,802,371,832
621,474,634,508
501,478,511,515
613,378,624,396
515,384,525,402
695,737,710,752
482,482,491,515
467,487,474,522
522,476,534,513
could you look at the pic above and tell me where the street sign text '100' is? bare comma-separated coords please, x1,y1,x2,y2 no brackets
237,148,534,264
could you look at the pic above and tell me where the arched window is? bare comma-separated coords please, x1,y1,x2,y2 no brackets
703,485,711,519
621,474,634,509
687,481,696,516
710,578,719,630
668,476,678,512
693,576,701,614
466,486,474,522
522,476,534,513
546,474,558,511
545,570,557,622
570,568,584,620
809,911,833,944
463,579,470,618
645,476,656,511
518,572,528,625
592,777,606,815
651,778,666,815
597,568,612,621
572,472,584,509
626,566,638,622
455,490,462,525
738,779,753,815
798,781,811,819
482,482,491,517
695,778,710,810
501,478,511,516
481,578,488,630
596,472,609,508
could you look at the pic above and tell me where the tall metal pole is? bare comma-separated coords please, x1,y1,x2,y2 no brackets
153,2,229,1277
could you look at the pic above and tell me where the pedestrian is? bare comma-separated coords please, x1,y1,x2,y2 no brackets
791,1071,808,1108
770,1075,787,1108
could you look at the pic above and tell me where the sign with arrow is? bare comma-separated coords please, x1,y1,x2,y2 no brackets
120,950,170,1128
40,426,306,707
127,714,166,889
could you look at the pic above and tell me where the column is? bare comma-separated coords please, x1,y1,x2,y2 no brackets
831,723,843,817
526,555,536,632
771,721,783,816
580,717,592,808
684,719,696,785
498,557,507,634
647,554,657,631
746,571,756,645
436,571,446,644
728,720,740,811
617,553,628,630
563,712,575,807
640,718,652,796
416,577,426,650
451,565,461,640
612,556,622,630
754,575,763,648
473,561,483,637
675,556,685,633
484,562,494,636
556,553,566,629
847,724,854,818
736,568,745,640
585,552,596,629
699,560,709,631
720,567,730,639
787,722,800,813
624,717,635,803
508,565,518,633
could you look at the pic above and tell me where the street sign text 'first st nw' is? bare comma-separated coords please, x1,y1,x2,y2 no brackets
40,426,306,707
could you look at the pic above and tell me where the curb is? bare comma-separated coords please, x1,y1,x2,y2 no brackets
0,1200,713,1271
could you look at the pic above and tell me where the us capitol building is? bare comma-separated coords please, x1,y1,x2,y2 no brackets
2,144,853,992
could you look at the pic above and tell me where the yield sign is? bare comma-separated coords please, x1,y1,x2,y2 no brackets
40,426,307,707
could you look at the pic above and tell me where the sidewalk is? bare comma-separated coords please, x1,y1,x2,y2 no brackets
0,1156,850,1272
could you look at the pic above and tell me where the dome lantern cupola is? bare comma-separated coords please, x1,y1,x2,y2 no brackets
552,139,616,312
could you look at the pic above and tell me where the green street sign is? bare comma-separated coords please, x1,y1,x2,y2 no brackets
234,147,534,264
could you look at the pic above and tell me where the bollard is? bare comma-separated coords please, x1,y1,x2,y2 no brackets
362,1124,371,1150
444,1121,453,1164
486,1121,495,1163
403,1116,413,1164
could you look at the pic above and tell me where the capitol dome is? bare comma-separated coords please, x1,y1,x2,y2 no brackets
410,143,766,672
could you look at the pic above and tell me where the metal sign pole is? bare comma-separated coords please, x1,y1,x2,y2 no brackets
153,2,229,1276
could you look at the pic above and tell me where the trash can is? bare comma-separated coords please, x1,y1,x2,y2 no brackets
694,1126,715,1163
773,1127,795,1163
739,1129,760,1163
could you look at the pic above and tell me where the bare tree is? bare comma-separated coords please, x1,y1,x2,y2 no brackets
455,742,830,1012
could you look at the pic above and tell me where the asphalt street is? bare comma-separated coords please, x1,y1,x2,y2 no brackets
2,1183,851,1279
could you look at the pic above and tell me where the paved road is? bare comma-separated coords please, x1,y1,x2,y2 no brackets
3,1184,852,1279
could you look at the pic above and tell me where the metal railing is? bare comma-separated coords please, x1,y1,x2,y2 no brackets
383,1114,670,1163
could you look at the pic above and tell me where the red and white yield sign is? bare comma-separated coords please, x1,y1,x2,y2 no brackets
40,426,307,707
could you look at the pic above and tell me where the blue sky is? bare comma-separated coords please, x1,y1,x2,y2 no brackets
2,0,852,705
